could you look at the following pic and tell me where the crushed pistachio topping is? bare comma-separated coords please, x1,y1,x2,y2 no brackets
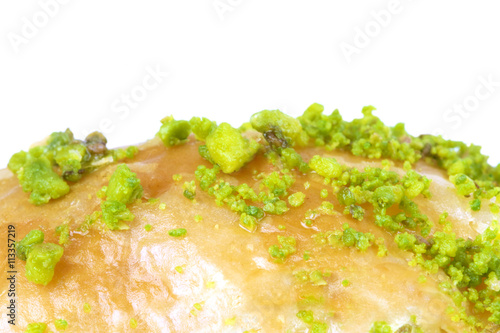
8,130,137,205
296,310,328,333
168,228,187,237
105,164,143,204
318,224,375,252
309,155,343,180
100,164,143,230
24,323,47,333
157,104,500,326
183,180,196,200
157,116,191,147
269,236,296,263
250,109,308,147
370,321,392,333
370,320,423,333
54,319,68,331
17,230,64,286
294,269,331,286
158,116,261,173
25,243,64,286
224,316,238,326
11,103,500,330
16,229,44,261
55,224,70,245
205,122,260,173
288,192,306,207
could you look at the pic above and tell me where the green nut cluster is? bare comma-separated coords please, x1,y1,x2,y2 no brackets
12,155,70,206
205,123,260,173
8,129,137,205
16,229,44,261
55,224,70,245
158,116,260,174
55,319,68,331
17,230,64,286
268,236,296,263
309,155,343,180
296,310,328,333
250,109,308,147
24,322,47,333
157,116,191,147
168,228,187,237
100,164,143,230
194,165,299,231
369,321,393,333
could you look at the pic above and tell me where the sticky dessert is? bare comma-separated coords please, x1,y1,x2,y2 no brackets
2,105,500,332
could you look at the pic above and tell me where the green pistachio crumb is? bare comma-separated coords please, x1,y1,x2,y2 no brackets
296,310,314,324
239,213,258,232
55,224,70,245
269,236,296,263
205,122,260,173
105,164,143,204
183,180,196,200
250,109,307,147
16,230,44,261
450,174,476,196
309,155,343,180
168,228,187,237
101,200,134,231
470,198,481,211
101,164,143,230
17,156,70,205
25,243,64,286
157,116,191,147
224,317,237,326
369,321,393,333
24,323,47,333
288,192,306,207
54,319,68,331
189,116,217,140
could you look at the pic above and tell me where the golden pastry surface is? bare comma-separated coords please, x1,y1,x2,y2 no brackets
0,138,496,332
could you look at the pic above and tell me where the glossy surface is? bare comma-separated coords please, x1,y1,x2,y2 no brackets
0,137,496,332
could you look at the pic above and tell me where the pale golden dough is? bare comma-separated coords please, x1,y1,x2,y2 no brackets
0,137,496,332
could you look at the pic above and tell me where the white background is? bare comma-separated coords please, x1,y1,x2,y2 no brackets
0,0,499,168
